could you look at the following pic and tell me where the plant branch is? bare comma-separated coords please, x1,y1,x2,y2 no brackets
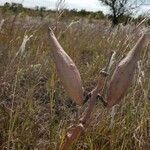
59,52,115,149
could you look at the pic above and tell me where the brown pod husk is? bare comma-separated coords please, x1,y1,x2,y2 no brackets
107,34,146,108
49,28,84,105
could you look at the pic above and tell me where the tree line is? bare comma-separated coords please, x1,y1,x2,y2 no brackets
0,2,149,26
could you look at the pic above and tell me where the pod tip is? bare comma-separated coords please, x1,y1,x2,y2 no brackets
49,27,54,36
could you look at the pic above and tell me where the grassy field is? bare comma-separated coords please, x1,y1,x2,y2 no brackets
0,13,149,150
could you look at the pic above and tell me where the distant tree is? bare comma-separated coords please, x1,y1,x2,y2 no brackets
78,9,90,16
35,6,39,11
39,7,46,18
2,2,10,13
2,2,24,15
10,3,23,14
99,0,148,26
94,11,105,19
70,9,78,15
4,2,10,8
40,7,46,12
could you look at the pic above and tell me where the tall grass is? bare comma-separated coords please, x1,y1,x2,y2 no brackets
0,14,149,149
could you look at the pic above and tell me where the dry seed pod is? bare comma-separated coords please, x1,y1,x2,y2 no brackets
106,34,146,108
49,27,84,105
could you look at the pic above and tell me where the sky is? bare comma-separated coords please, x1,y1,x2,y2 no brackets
0,0,150,15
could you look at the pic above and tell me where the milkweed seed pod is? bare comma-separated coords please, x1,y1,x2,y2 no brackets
49,28,84,105
106,34,146,108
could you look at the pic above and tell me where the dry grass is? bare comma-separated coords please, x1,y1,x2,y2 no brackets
0,14,149,150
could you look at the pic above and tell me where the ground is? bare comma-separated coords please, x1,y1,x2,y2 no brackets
0,13,149,149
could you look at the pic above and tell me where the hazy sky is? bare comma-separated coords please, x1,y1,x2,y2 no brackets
0,0,149,15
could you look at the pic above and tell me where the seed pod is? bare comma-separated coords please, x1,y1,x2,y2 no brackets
49,28,84,105
106,34,146,108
